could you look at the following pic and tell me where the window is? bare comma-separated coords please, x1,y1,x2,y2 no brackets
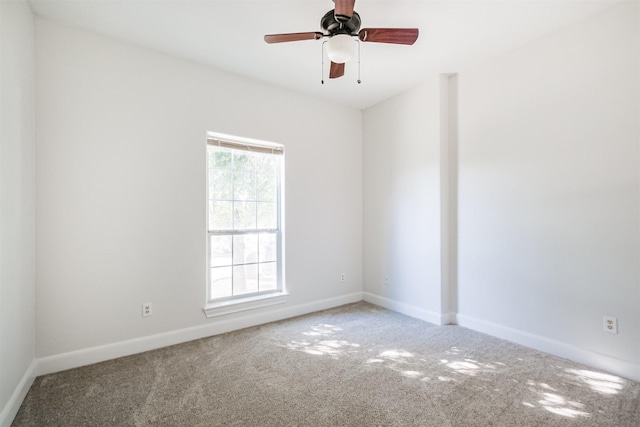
204,133,286,317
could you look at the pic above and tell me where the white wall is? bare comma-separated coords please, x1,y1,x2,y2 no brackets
362,79,444,323
0,0,36,425
456,1,639,377
35,19,362,360
362,1,639,380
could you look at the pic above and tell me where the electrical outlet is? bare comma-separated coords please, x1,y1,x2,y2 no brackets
340,273,346,282
603,316,617,334
142,303,152,317
384,277,389,287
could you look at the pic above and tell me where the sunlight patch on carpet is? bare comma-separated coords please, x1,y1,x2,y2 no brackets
379,350,414,360
282,338,360,358
525,380,591,419
564,369,625,395
301,324,343,337
280,323,359,358
439,357,498,377
401,370,423,379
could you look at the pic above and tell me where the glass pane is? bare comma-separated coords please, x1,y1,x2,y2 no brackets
208,147,282,302
209,201,233,231
233,152,255,172
259,262,277,291
210,266,232,298
210,235,232,267
233,264,258,295
233,234,258,265
208,148,232,169
234,201,257,230
259,233,277,262
209,170,232,200
233,171,256,201
257,202,277,229
256,156,276,175
256,173,276,202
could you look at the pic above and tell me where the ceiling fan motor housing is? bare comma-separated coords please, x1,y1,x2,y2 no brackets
321,10,361,36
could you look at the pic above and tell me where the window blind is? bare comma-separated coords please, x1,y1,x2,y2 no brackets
207,138,284,155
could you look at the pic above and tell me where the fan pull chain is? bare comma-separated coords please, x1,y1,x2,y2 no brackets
357,40,361,84
321,41,326,84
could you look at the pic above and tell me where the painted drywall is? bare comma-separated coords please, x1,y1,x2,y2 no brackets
361,1,639,380
456,1,639,374
362,79,443,321
0,0,36,423
35,19,362,358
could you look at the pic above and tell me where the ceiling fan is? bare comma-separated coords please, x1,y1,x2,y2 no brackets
264,0,419,81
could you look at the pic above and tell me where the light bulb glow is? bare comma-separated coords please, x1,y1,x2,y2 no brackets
326,34,356,64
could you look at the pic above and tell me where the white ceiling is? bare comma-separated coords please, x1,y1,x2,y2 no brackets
28,0,619,110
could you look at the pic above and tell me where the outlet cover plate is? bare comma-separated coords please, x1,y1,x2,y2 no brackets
603,316,617,334
143,303,152,317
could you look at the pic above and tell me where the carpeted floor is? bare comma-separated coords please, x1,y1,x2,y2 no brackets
13,302,640,426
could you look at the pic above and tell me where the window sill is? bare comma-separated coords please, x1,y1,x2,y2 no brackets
203,292,289,318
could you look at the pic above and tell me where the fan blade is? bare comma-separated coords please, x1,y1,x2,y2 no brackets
264,32,323,44
329,62,345,79
358,28,419,45
335,0,355,19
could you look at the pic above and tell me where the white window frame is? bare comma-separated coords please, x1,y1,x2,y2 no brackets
203,132,287,318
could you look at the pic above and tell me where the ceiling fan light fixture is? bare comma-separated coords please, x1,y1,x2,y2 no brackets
326,34,356,64
263,1,420,81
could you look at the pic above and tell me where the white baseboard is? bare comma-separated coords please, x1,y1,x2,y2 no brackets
0,359,37,427
363,292,444,325
441,311,457,325
360,293,639,382
37,292,363,376
456,313,640,383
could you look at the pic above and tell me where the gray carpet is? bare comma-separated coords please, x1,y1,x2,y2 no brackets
13,302,640,426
